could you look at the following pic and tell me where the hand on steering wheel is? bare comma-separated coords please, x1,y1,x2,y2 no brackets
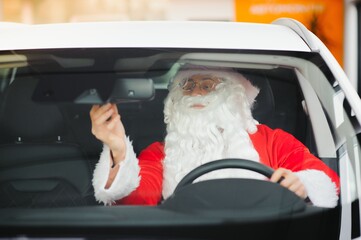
271,168,307,199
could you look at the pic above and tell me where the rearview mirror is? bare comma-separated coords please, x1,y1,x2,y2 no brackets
108,78,155,103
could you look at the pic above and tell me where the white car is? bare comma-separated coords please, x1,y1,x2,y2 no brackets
0,18,360,239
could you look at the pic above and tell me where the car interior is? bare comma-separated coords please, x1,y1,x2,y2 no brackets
0,49,332,209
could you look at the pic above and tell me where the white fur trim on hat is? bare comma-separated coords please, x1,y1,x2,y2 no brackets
171,65,260,104
295,169,338,208
92,136,140,205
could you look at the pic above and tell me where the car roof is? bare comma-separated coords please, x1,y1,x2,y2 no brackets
0,21,311,51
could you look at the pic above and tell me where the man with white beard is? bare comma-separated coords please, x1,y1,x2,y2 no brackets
90,65,340,208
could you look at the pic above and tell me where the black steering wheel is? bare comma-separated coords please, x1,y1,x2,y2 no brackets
173,158,275,194
161,158,306,217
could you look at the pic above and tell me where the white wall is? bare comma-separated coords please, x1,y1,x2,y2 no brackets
165,0,234,21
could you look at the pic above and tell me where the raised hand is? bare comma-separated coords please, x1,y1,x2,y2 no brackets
90,103,126,164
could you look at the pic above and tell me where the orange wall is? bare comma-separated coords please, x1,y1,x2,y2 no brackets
234,0,344,66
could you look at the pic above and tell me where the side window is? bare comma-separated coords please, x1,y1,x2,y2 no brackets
0,68,13,114
0,68,11,93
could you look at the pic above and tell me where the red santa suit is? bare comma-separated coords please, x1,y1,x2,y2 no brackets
92,124,340,208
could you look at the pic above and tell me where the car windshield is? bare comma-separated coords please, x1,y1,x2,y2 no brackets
0,47,360,239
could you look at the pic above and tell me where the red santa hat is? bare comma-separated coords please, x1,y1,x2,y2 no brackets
171,64,260,104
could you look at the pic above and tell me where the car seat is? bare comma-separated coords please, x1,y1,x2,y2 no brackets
0,77,98,208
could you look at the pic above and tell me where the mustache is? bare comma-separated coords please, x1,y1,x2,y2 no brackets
179,93,219,108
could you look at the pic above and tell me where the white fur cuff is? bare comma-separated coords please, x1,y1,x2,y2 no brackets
92,136,140,205
296,169,338,208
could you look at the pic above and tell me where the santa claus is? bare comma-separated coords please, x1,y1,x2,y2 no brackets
90,65,339,208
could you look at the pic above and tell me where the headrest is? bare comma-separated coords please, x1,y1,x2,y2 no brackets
246,74,275,125
0,77,66,142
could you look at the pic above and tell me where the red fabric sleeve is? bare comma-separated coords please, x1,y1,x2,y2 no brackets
115,142,165,206
250,125,340,191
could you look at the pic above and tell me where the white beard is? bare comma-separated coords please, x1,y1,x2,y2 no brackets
162,81,265,199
